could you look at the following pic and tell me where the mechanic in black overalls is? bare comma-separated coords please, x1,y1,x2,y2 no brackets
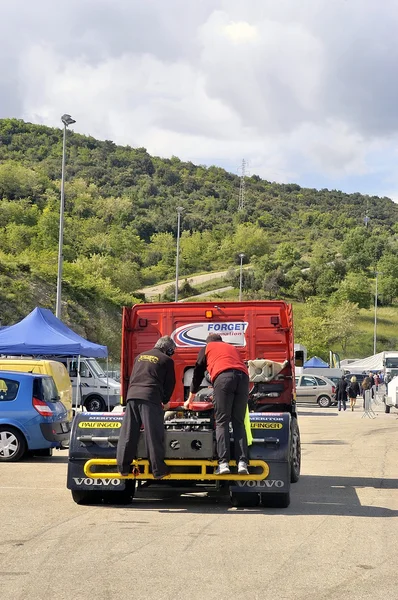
185,333,249,475
117,336,176,479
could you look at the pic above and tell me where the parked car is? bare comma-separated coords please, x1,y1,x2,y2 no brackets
295,374,336,407
344,373,366,386
0,358,73,421
0,371,71,462
326,376,341,388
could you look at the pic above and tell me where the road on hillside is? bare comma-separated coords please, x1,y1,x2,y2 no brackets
1,405,398,600
180,286,234,301
137,270,230,297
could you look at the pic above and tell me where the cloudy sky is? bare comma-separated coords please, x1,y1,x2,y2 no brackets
1,0,398,198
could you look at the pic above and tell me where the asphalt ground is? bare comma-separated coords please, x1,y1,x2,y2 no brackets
1,404,398,600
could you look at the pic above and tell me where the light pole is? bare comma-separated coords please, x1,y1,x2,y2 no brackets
238,253,245,301
56,114,76,319
175,207,184,302
373,271,383,355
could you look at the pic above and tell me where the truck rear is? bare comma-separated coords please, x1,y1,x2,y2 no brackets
67,301,301,508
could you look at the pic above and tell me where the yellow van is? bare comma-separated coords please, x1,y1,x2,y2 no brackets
0,359,73,422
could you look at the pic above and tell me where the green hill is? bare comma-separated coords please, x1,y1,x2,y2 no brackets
1,117,398,359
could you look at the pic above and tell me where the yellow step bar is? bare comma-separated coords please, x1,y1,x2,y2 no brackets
84,458,269,481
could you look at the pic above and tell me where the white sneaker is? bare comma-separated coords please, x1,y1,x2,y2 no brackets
238,461,249,475
215,462,231,475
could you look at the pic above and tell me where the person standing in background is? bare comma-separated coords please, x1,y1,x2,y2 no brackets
336,376,347,411
368,372,375,398
361,375,372,410
374,373,380,391
347,376,360,411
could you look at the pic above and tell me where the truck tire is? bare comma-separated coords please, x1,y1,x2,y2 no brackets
102,481,136,505
385,404,391,414
290,417,301,483
318,395,331,408
230,491,260,507
84,396,106,412
0,426,27,462
261,492,290,509
72,482,135,505
71,490,103,505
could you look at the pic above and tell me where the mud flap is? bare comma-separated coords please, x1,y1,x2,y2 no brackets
67,412,127,494
229,412,291,497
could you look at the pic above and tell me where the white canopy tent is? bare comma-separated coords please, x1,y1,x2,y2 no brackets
345,352,385,373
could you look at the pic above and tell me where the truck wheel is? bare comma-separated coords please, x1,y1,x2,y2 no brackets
0,426,26,462
84,396,106,412
230,492,260,507
102,482,136,505
290,417,301,483
71,490,103,505
318,395,331,408
261,492,290,508
385,404,391,414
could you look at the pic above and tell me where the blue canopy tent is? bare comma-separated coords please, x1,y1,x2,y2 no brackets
303,356,329,368
0,307,107,357
0,307,108,409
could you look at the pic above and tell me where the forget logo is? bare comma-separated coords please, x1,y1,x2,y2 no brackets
171,322,248,347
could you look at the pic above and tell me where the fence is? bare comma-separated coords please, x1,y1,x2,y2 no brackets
362,389,377,419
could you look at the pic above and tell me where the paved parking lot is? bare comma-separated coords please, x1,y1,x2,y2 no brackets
1,405,398,600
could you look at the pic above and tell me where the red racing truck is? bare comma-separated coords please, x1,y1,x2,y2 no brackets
67,301,301,508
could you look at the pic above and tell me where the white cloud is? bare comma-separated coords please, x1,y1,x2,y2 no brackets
222,21,259,43
2,0,398,196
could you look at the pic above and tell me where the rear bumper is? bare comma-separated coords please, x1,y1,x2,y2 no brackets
40,421,71,444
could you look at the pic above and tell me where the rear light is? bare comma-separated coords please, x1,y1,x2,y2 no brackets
32,397,53,416
332,386,336,393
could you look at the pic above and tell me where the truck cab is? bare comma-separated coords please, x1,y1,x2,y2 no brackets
121,301,297,414
383,352,398,383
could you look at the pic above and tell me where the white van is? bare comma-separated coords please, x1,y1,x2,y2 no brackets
57,358,121,412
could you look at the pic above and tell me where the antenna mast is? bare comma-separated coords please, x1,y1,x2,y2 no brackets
238,158,246,210
364,197,370,228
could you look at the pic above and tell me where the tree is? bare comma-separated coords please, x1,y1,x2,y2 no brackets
34,207,59,250
294,300,330,359
327,301,359,354
274,242,301,267
218,223,269,261
332,273,372,308
376,254,398,304
263,268,286,299
180,231,218,273
293,279,314,301
0,162,44,200
341,228,372,271
315,265,341,297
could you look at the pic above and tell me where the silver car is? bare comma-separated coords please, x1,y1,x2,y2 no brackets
295,374,336,408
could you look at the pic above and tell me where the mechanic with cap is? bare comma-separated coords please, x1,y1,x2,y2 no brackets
185,333,249,475
117,336,176,479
